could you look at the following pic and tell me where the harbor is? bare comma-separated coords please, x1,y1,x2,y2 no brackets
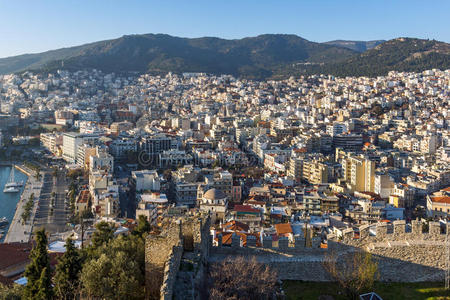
0,164,42,243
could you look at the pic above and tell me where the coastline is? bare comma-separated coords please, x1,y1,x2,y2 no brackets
3,165,43,243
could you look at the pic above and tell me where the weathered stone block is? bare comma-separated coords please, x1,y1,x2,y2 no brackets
247,235,257,247
295,237,305,248
279,237,289,250
393,220,406,236
376,223,387,239
263,236,273,248
429,222,441,238
411,219,422,235
217,234,222,247
359,225,370,240
231,233,241,248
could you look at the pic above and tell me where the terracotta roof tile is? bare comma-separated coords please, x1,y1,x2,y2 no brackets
275,223,293,235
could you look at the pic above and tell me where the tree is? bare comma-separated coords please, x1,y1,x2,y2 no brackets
0,283,23,300
81,235,145,299
207,256,278,300
90,221,115,250
133,215,151,236
67,169,83,181
35,267,53,300
53,239,82,300
23,229,53,300
323,251,379,299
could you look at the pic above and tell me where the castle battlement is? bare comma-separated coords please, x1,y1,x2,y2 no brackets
328,220,448,247
146,217,448,299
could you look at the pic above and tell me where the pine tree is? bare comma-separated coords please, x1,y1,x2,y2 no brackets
133,215,151,236
23,228,53,300
81,235,145,299
35,267,53,300
53,238,82,300
90,221,115,249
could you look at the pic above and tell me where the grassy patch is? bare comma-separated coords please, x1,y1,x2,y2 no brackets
283,281,450,300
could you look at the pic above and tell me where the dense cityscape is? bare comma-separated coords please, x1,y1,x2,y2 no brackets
0,66,448,298
1,0,450,298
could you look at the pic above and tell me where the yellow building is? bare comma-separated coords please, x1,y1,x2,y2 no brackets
426,188,450,218
389,195,405,208
341,154,375,193
288,158,303,181
303,160,329,184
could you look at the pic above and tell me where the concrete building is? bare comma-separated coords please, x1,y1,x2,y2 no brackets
131,170,161,192
374,173,394,199
341,155,375,193
40,133,63,155
199,188,228,222
136,192,168,224
303,160,329,184
62,132,98,163
426,188,450,218
326,122,348,137
89,146,114,173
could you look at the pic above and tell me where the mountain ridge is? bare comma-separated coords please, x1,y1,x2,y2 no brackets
0,34,448,79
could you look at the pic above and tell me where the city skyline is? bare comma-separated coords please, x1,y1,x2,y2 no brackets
0,0,449,58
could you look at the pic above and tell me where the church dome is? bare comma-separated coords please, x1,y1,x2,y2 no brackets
203,188,226,201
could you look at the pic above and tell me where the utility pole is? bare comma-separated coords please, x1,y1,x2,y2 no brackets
79,214,95,249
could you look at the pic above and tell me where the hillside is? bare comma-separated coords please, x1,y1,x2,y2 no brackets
0,34,356,79
277,38,450,78
324,40,385,52
322,38,450,77
0,35,448,79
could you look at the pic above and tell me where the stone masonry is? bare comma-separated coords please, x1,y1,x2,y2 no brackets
146,218,448,299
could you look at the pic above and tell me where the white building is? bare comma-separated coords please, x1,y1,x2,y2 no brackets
131,170,160,192
326,122,348,137
62,132,98,163
374,173,394,199
109,137,137,159
89,146,114,173
136,192,169,224
199,188,228,222
40,132,63,155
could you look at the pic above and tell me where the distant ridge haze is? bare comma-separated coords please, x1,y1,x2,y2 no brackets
324,40,386,52
0,33,448,79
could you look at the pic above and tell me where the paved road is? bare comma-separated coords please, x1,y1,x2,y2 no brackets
34,171,70,234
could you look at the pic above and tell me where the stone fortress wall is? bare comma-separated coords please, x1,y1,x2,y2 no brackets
145,216,211,300
146,217,447,299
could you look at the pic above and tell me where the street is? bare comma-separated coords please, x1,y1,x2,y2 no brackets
34,171,70,233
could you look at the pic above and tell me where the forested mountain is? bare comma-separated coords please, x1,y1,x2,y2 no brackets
0,35,448,79
0,34,355,79
275,38,450,78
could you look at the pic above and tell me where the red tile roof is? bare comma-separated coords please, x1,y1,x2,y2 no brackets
222,220,249,232
77,190,90,204
431,196,450,204
217,232,262,247
233,205,260,213
0,243,32,271
275,223,293,235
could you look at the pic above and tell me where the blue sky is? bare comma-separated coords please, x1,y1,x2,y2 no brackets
0,0,449,58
